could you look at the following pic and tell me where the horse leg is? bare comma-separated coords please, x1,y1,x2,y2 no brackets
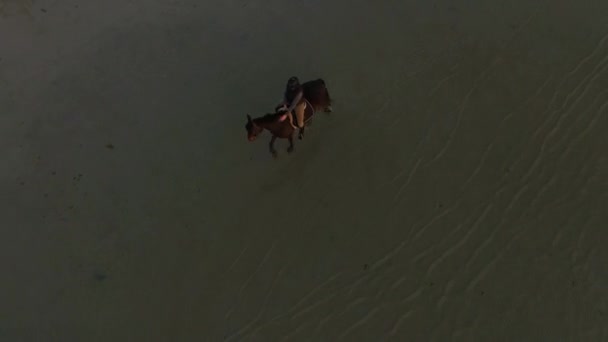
269,135,278,158
298,126,305,140
287,133,294,153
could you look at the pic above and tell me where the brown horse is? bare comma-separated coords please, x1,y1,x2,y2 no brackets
245,79,332,158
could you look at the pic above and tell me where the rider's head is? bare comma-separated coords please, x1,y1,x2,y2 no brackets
287,76,300,90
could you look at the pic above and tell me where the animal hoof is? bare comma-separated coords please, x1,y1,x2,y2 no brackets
324,106,333,113
271,151,278,158
287,146,294,153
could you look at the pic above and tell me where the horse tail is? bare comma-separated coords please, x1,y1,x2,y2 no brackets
319,80,331,104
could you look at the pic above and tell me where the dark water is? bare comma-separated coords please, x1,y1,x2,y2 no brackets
1,0,607,340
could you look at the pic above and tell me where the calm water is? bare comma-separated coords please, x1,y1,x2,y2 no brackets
1,0,607,340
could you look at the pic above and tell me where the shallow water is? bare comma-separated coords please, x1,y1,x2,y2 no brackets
1,0,607,340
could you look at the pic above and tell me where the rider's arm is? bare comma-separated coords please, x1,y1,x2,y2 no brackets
287,90,303,112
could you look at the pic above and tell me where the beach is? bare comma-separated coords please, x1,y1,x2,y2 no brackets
1,0,607,340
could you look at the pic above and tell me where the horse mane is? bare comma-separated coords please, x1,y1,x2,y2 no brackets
253,112,281,124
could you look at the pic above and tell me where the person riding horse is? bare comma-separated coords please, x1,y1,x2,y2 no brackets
246,77,333,157
277,77,307,130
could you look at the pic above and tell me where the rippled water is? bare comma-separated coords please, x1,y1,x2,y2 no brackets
1,0,607,340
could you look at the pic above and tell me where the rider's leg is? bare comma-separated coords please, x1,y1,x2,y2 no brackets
295,102,306,128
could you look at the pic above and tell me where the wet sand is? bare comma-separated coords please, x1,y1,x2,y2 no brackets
1,0,607,340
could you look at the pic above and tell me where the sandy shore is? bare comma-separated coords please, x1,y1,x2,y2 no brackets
1,0,607,340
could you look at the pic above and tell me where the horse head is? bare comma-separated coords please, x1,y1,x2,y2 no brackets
245,114,263,141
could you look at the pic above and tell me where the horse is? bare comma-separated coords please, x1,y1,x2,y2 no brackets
245,79,332,158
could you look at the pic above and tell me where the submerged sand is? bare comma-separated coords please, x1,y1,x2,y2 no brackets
1,0,607,340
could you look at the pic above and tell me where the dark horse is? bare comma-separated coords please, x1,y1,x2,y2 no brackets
245,79,332,158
